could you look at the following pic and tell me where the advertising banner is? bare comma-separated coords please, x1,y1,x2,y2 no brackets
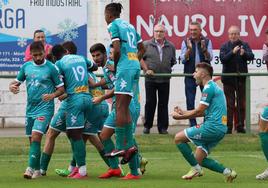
130,0,268,71
0,0,87,71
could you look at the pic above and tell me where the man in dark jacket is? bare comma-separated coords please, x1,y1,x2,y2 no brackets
220,25,254,134
142,24,176,134
180,21,213,127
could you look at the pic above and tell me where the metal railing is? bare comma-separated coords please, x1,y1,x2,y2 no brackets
2,72,268,133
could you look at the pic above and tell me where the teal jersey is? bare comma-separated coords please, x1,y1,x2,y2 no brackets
133,77,140,111
16,60,63,116
200,80,227,131
107,18,142,71
55,54,93,95
102,60,116,89
88,71,105,98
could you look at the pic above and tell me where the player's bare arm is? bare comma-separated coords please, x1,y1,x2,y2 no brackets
172,104,207,120
92,89,114,104
42,86,65,101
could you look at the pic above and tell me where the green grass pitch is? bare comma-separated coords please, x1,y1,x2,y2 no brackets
0,134,267,188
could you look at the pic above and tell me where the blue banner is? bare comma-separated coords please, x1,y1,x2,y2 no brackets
0,0,87,71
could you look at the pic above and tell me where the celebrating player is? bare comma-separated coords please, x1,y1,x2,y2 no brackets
172,63,237,182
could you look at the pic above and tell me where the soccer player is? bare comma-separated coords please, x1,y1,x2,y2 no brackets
90,43,148,179
40,42,109,177
104,3,145,173
89,43,123,178
9,41,64,179
256,106,268,180
172,63,237,182
55,41,96,179
39,44,67,176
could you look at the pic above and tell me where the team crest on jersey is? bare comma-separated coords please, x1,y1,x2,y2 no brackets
37,116,45,122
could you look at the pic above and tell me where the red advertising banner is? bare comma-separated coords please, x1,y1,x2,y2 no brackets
130,0,268,50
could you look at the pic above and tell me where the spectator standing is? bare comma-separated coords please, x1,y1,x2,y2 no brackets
143,24,176,134
180,21,213,127
24,30,53,62
220,25,254,134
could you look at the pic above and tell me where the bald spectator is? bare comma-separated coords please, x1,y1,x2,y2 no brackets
180,21,213,127
24,30,53,62
142,24,176,134
220,25,254,134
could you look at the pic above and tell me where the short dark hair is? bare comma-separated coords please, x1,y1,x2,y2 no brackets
196,63,213,77
190,21,201,29
90,43,106,54
52,44,66,61
105,3,123,17
62,41,77,55
30,41,44,52
33,29,44,38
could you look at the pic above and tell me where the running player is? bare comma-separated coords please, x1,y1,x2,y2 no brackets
9,41,64,179
172,63,237,183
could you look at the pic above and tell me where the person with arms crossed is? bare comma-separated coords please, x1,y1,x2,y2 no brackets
9,41,64,179
172,63,237,182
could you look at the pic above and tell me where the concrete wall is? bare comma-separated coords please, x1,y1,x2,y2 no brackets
0,0,267,128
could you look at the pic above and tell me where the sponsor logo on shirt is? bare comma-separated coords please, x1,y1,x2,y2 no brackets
90,89,104,97
222,115,227,125
75,86,89,93
37,116,45,122
127,52,138,61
